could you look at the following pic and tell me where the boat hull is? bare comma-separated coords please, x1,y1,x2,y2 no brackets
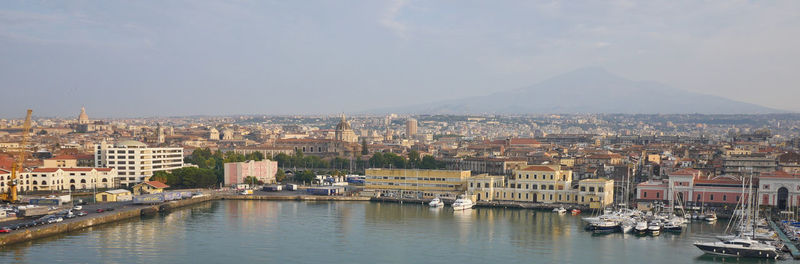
694,244,779,259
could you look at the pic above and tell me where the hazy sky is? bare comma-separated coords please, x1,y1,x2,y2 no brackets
1,0,799,118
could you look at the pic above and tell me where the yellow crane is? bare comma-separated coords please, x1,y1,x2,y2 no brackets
1,109,32,202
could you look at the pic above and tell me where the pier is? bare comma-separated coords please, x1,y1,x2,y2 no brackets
769,219,800,259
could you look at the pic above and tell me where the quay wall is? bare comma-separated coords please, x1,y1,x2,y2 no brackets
0,195,215,247
221,195,371,201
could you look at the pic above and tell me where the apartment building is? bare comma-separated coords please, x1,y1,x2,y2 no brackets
364,168,471,199
94,140,183,187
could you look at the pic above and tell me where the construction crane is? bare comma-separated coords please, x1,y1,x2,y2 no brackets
1,110,32,202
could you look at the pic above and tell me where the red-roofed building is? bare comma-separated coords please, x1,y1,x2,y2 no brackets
132,181,170,195
3,167,118,193
637,169,763,209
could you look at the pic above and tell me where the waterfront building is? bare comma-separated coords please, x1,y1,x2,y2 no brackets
364,168,471,199
94,140,184,187
19,167,115,192
132,180,169,195
636,169,752,208
466,165,614,208
95,189,133,202
758,171,800,211
223,159,278,186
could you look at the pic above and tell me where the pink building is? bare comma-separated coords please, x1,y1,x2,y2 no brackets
223,160,278,186
636,168,753,207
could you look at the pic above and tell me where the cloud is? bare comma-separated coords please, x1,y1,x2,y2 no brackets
380,0,409,38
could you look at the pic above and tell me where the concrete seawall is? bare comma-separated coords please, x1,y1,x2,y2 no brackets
0,195,215,247
221,195,371,201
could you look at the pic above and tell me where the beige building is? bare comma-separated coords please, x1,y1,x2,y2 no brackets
467,165,615,208
17,167,116,192
95,189,133,202
364,169,471,199
335,115,358,143
43,155,79,168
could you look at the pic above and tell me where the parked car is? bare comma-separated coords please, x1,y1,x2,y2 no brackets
73,205,82,210
96,209,105,213
0,227,10,233
105,208,115,211
76,211,88,217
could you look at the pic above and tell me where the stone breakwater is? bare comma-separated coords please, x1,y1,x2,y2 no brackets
0,195,215,247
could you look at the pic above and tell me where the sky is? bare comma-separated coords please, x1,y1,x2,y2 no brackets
1,0,799,118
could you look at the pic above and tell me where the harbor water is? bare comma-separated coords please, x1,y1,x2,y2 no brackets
0,200,778,263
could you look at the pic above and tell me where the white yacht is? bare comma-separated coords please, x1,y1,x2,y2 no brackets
429,197,444,207
694,237,779,259
553,207,567,214
451,195,474,211
635,221,649,235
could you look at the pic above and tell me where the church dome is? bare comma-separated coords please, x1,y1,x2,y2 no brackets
335,115,351,131
78,107,89,124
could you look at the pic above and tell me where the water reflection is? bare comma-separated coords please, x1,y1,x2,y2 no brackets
0,201,783,264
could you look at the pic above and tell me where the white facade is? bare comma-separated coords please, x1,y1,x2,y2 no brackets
0,168,116,193
94,140,184,187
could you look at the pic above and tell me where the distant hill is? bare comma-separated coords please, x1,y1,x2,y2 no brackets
373,67,782,114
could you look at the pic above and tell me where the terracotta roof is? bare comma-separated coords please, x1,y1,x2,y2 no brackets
62,168,94,172
509,138,541,145
670,168,700,176
760,171,800,179
144,181,170,189
520,165,555,172
95,168,114,172
31,168,60,173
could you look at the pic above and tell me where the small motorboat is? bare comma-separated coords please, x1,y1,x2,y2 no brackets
429,197,444,207
648,222,661,236
635,221,649,235
571,209,581,215
553,207,567,214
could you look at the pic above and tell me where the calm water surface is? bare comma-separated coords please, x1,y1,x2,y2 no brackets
0,200,778,263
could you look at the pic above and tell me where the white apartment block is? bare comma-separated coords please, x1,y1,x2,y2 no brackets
94,140,184,187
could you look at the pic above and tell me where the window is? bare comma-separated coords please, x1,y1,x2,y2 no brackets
526,174,529,179
644,192,647,198
484,183,489,188
580,186,586,191
598,187,604,192
723,195,727,201
656,192,660,198
532,185,538,190
589,187,595,192
549,185,554,190
549,194,553,200
710,194,714,201
697,194,701,201
550,174,554,180
736,196,740,202
763,185,769,190
470,183,474,188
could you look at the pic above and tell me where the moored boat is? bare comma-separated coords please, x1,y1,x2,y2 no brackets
553,207,567,214
693,237,779,259
429,197,444,207
648,222,661,236
635,221,648,235
451,195,474,211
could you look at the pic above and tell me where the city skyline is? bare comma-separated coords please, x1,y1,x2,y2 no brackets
2,1,800,117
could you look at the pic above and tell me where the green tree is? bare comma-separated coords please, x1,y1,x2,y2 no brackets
421,155,438,169
245,151,264,161
275,170,287,183
361,139,369,155
295,170,316,184
407,150,420,168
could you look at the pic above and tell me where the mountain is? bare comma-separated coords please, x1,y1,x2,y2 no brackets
375,67,782,114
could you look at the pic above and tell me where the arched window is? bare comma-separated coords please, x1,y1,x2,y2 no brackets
80,179,86,183
102,178,108,182
70,179,75,183
41,181,47,185
32,180,37,185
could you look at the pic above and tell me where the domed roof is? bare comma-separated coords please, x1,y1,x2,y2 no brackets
78,106,89,123
335,115,351,131
114,140,147,148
